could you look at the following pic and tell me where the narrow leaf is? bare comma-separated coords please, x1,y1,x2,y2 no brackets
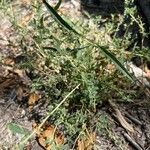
96,45,134,81
54,0,62,10
43,0,134,81
42,0,80,35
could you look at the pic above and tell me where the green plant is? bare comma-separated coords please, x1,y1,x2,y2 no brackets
1,0,149,149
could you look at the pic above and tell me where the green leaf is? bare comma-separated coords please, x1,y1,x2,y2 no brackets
42,0,80,35
42,0,134,82
7,123,28,135
54,0,62,10
96,44,134,81
40,14,44,28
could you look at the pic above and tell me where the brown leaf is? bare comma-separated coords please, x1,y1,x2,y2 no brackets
77,132,96,150
3,67,31,85
28,92,41,106
77,140,85,150
33,123,64,150
109,100,134,133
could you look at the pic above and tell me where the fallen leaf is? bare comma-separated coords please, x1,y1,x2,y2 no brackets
77,132,95,150
28,92,41,107
3,66,31,85
33,123,64,150
77,140,84,150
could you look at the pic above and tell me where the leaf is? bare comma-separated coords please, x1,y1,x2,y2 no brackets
43,0,133,81
40,14,45,28
28,92,41,107
42,0,80,35
33,123,64,150
77,140,85,150
7,123,28,135
42,0,134,82
77,132,95,150
97,44,134,81
54,0,62,10
96,45,134,81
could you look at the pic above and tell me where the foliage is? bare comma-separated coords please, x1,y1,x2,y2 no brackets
0,0,149,149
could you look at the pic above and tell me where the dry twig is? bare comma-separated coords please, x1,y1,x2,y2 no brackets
108,100,134,133
122,132,144,150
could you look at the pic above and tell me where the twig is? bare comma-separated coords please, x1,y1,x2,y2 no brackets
122,132,144,150
146,145,150,150
108,100,134,133
125,113,142,125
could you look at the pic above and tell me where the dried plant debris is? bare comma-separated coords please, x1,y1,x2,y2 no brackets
122,131,143,150
33,123,64,150
2,57,15,66
0,66,30,88
28,92,41,110
77,132,96,150
15,85,29,101
109,100,134,133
